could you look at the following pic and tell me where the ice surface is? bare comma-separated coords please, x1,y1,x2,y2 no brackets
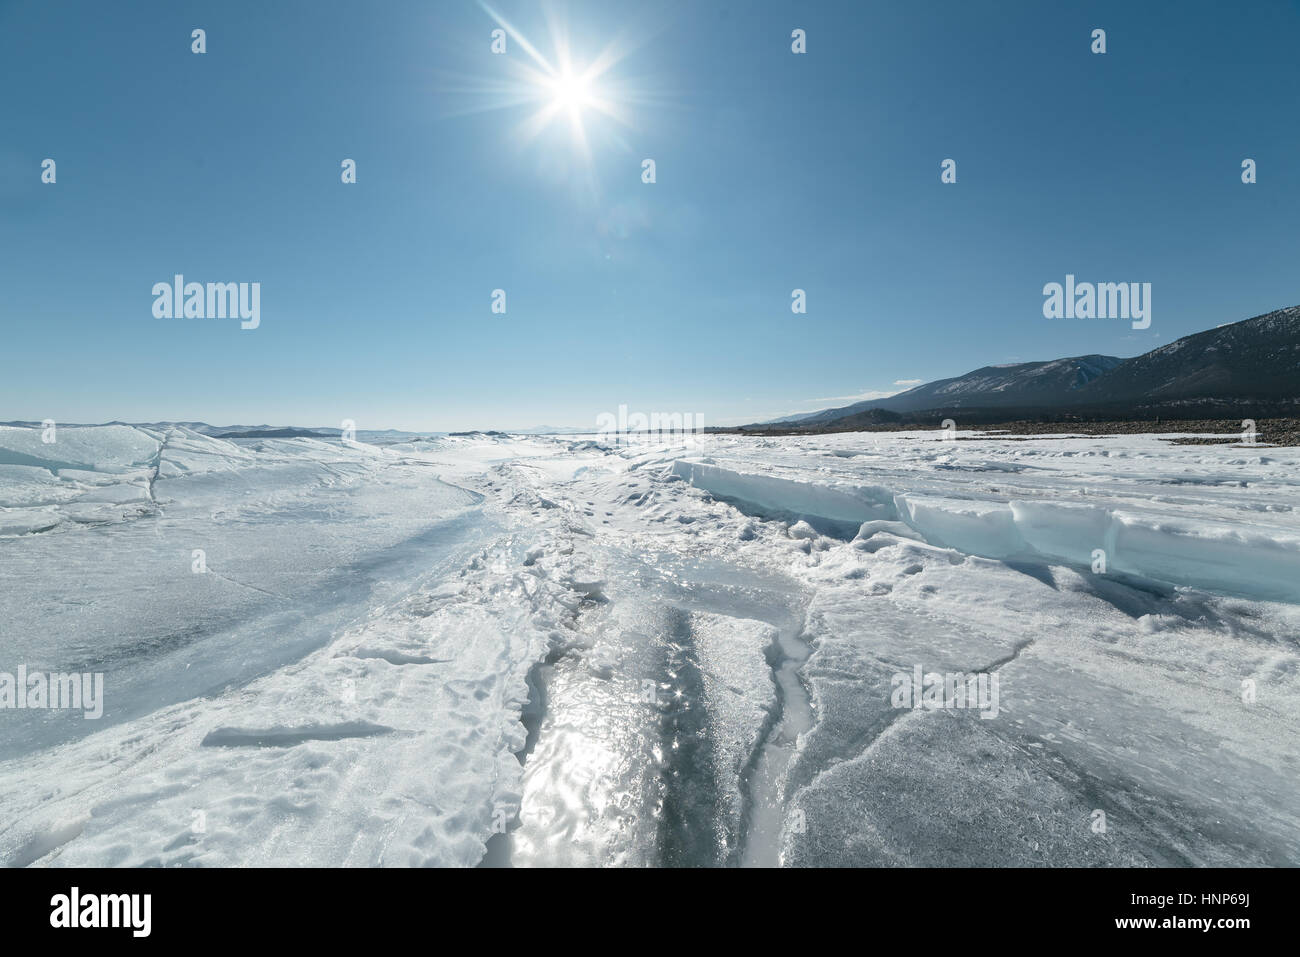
675,444,1300,604
0,426,488,759
3,425,1299,866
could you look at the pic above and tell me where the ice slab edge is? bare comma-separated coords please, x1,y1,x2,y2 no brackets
671,458,1300,604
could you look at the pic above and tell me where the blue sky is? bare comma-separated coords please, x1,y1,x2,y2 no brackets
2,0,1298,431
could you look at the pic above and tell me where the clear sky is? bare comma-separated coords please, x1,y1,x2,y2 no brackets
3,0,1298,431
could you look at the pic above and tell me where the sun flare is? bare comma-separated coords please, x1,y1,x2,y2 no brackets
462,1,652,171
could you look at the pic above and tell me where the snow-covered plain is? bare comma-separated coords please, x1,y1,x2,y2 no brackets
1,424,1298,866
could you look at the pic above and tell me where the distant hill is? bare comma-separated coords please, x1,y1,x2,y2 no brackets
215,428,339,439
758,305,1300,429
1067,306,1300,416
792,355,1122,424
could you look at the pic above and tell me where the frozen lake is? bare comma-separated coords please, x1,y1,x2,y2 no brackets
2,425,1298,866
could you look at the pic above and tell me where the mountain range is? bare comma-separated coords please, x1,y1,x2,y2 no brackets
762,305,1300,429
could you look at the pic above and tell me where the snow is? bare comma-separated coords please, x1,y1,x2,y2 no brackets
3,425,1299,866
673,437,1300,605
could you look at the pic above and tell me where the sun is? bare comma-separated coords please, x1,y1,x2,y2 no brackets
443,2,671,198
466,2,642,161
549,70,593,112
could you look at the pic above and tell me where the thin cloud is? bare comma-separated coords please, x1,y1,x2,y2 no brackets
800,388,901,405
755,381,920,423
